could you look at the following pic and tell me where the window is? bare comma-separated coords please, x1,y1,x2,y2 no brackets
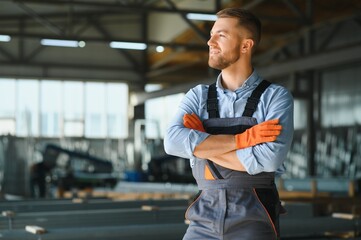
0,78,128,138
106,83,128,138
63,82,84,137
85,82,106,137
40,81,62,136
145,93,184,138
0,79,16,135
16,80,39,136
321,66,361,126
294,99,307,130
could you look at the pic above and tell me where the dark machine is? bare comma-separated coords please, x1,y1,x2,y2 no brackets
147,155,195,184
30,143,118,198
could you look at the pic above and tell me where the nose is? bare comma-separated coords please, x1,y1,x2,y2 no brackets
207,35,215,47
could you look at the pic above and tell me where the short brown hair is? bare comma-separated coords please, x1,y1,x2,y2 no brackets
216,8,261,49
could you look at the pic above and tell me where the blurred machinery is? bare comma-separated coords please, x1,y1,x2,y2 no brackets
147,154,194,184
30,143,118,198
129,119,194,184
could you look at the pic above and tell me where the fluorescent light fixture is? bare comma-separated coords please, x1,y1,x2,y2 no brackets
0,35,11,42
186,13,217,21
41,39,86,48
109,41,147,50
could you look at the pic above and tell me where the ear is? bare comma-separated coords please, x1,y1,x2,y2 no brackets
241,39,254,53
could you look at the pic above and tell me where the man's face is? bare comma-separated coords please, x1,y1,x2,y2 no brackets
207,17,245,70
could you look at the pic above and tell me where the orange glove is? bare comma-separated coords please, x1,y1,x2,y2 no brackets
183,113,205,132
235,119,282,149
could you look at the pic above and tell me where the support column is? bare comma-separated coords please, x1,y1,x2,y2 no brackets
305,0,317,177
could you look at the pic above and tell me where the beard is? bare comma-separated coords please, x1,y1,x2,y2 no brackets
208,50,240,70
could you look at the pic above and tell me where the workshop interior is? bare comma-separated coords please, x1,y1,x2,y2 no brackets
0,0,361,239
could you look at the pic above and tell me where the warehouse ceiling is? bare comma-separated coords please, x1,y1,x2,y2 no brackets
0,0,361,93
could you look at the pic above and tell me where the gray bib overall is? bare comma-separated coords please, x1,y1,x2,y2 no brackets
183,80,280,240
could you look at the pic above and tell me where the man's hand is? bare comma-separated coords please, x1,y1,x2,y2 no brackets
235,119,282,149
184,113,281,151
183,113,205,132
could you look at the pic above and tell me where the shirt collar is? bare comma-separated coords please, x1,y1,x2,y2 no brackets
215,69,260,91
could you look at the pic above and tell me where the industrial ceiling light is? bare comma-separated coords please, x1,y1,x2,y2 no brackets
0,35,11,42
156,46,165,53
40,39,86,48
109,41,147,50
186,13,217,21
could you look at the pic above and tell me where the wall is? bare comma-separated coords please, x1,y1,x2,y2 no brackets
286,62,361,178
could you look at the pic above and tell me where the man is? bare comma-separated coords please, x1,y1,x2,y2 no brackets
164,7,293,240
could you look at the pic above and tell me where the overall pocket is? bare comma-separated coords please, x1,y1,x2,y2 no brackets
185,190,203,220
253,188,280,238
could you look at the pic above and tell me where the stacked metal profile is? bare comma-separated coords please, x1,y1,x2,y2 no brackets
0,188,360,240
0,198,189,240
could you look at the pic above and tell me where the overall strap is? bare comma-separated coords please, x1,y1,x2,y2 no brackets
242,80,271,117
206,82,223,179
207,83,219,118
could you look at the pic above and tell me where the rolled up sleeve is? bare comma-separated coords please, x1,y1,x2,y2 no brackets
236,87,294,175
164,85,209,161
164,122,209,159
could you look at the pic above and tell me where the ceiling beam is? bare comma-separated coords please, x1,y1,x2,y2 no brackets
0,60,141,82
23,45,45,62
147,58,203,78
318,22,343,51
259,43,361,78
164,0,209,42
281,0,308,24
0,46,16,61
254,13,360,64
3,0,220,16
243,0,266,10
87,16,141,71
13,1,65,36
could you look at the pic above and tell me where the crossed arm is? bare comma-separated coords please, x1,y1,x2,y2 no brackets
183,113,281,171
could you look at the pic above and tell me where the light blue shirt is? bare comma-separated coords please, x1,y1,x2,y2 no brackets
164,70,294,175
